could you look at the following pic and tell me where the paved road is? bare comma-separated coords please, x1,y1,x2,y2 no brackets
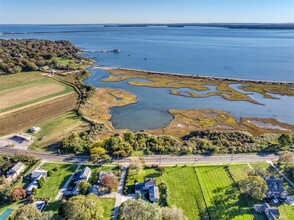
0,147,89,162
0,146,278,164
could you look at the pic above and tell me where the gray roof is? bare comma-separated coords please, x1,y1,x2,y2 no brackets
8,162,25,174
149,185,159,201
144,178,156,187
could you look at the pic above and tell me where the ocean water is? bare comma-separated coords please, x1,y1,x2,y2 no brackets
1,25,293,129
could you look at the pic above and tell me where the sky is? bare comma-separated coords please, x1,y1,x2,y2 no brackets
1,0,294,24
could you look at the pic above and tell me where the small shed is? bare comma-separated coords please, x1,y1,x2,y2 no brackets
30,127,41,133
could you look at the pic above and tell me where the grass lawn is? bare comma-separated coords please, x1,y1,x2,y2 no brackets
196,166,255,220
36,163,77,210
28,111,89,151
279,204,294,220
100,198,115,220
162,166,207,220
55,58,90,69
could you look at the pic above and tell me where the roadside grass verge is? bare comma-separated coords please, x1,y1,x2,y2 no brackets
28,111,89,151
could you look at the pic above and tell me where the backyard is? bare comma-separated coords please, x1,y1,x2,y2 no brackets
124,163,294,220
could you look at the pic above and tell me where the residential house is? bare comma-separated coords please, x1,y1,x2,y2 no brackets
72,167,92,195
74,167,92,184
31,170,48,180
253,203,280,220
26,169,48,195
266,176,288,201
26,180,39,195
6,162,26,181
135,178,159,203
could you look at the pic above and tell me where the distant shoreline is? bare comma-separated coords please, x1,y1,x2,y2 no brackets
1,23,294,35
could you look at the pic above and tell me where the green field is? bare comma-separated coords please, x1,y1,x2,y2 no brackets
0,71,43,89
100,198,115,220
0,77,73,113
55,58,90,69
28,111,89,151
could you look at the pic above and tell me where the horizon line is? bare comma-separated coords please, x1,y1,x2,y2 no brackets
1,22,294,26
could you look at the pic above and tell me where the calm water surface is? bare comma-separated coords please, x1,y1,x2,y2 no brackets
1,25,293,129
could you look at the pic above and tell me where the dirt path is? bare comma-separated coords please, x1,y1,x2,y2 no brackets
0,91,75,117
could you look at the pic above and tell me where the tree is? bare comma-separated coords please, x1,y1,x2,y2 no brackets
38,177,46,188
59,194,104,220
278,134,292,147
0,180,13,205
120,199,162,220
278,151,294,168
78,180,91,195
90,146,106,156
13,204,42,220
162,206,187,220
101,174,119,191
240,176,268,200
12,187,26,201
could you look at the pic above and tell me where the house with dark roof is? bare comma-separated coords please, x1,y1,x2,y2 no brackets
253,203,280,220
135,178,159,203
266,176,288,201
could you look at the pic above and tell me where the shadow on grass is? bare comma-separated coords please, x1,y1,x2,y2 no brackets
45,200,62,212
208,184,254,220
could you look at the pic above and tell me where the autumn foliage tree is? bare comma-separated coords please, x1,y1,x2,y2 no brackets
12,187,26,201
101,174,119,191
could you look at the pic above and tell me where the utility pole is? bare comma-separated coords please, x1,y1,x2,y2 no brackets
159,151,161,166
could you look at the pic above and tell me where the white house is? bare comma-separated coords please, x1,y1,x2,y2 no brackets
31,170,48,179
6,162,26,181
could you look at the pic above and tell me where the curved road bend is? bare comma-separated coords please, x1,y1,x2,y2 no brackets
0,147,278,164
